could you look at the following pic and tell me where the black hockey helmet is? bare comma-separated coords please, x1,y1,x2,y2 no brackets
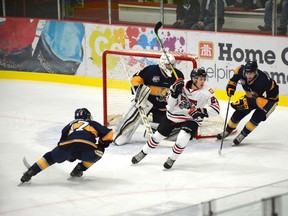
244,60,258,73
74,108,92,120
190,68,207,79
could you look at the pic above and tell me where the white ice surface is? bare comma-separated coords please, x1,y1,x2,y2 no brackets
0,79,287,216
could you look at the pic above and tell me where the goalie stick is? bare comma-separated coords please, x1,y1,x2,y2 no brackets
154,21,196,109
155,21,179,80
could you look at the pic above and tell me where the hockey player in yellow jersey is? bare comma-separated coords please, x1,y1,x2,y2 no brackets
20,108,114,183
217,60,279,145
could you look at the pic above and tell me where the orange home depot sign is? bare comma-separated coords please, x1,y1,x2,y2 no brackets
198,41,214,60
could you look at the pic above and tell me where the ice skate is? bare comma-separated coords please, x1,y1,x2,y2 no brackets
70,163,84,177
217,131,231,140
233,133,245,145
131,150,146,164
163,157,175,169
20,169,36,183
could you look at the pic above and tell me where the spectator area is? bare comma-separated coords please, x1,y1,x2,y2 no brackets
117,2,270,35
67,1,279,35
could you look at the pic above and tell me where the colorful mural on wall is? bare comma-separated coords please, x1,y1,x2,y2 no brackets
0,18,85,74
0,18,39,71
87,25,187,75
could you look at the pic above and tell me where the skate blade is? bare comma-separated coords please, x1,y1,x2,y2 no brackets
17,181,31,186
67,176,83,181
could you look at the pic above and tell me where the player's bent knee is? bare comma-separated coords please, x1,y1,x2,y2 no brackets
153,131,167,143
181,121,199,137
175,130,192,148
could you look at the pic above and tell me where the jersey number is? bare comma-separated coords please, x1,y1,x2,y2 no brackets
75,121,89,131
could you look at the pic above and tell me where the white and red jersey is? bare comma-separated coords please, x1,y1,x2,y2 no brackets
166,79,220,123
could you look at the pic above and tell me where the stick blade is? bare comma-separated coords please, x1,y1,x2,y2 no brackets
154,21,163,34
218,149,222,156
23,157,31,169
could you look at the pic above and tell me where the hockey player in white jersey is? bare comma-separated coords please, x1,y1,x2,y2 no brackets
131,68,220,169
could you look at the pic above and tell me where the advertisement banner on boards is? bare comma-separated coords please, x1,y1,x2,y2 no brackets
1,17,287,96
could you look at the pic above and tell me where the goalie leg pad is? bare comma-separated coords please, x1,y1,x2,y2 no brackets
113,100,153,146
135,84,151,108
113,105,141,145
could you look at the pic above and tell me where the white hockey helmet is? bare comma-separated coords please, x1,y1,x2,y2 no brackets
158,53,176,77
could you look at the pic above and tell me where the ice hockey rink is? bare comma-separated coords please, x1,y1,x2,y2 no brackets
0,79,288,216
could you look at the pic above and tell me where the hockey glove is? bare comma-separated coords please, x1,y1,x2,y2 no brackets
171,78,184,98
99,139,112,148
231,97,250,110
199,108,209,118
188,108,208,120
226,80,237,97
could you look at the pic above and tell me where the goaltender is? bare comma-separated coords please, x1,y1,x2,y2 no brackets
113,53,184,145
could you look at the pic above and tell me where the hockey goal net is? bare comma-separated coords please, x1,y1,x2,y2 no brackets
102,49,224,139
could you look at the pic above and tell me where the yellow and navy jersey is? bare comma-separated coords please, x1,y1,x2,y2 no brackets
58,119,114,148
230,66,279,101
131,64,184,110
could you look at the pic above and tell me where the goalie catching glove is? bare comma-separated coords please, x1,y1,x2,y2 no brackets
226,80,237,97
188,107,208,120
171,78,184,98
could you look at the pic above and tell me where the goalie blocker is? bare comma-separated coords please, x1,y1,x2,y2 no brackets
113,84,152,145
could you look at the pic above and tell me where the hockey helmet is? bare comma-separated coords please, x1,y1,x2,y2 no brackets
190,68,207,79
74,108,92,120
158,53,176,77
244,60,258,73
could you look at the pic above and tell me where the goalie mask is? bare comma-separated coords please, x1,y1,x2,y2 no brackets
158,53,176,77
75,108,92,120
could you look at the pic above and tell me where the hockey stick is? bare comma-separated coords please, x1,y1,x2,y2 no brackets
23,156,31,169
18,157,31,186
120,58,154,138
155,21,196,109
218,96,231,155
154,21,179,80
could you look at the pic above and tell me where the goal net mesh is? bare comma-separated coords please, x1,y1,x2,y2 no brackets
102,49,224,139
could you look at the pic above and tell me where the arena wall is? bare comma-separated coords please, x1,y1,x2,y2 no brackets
0,17,287,106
